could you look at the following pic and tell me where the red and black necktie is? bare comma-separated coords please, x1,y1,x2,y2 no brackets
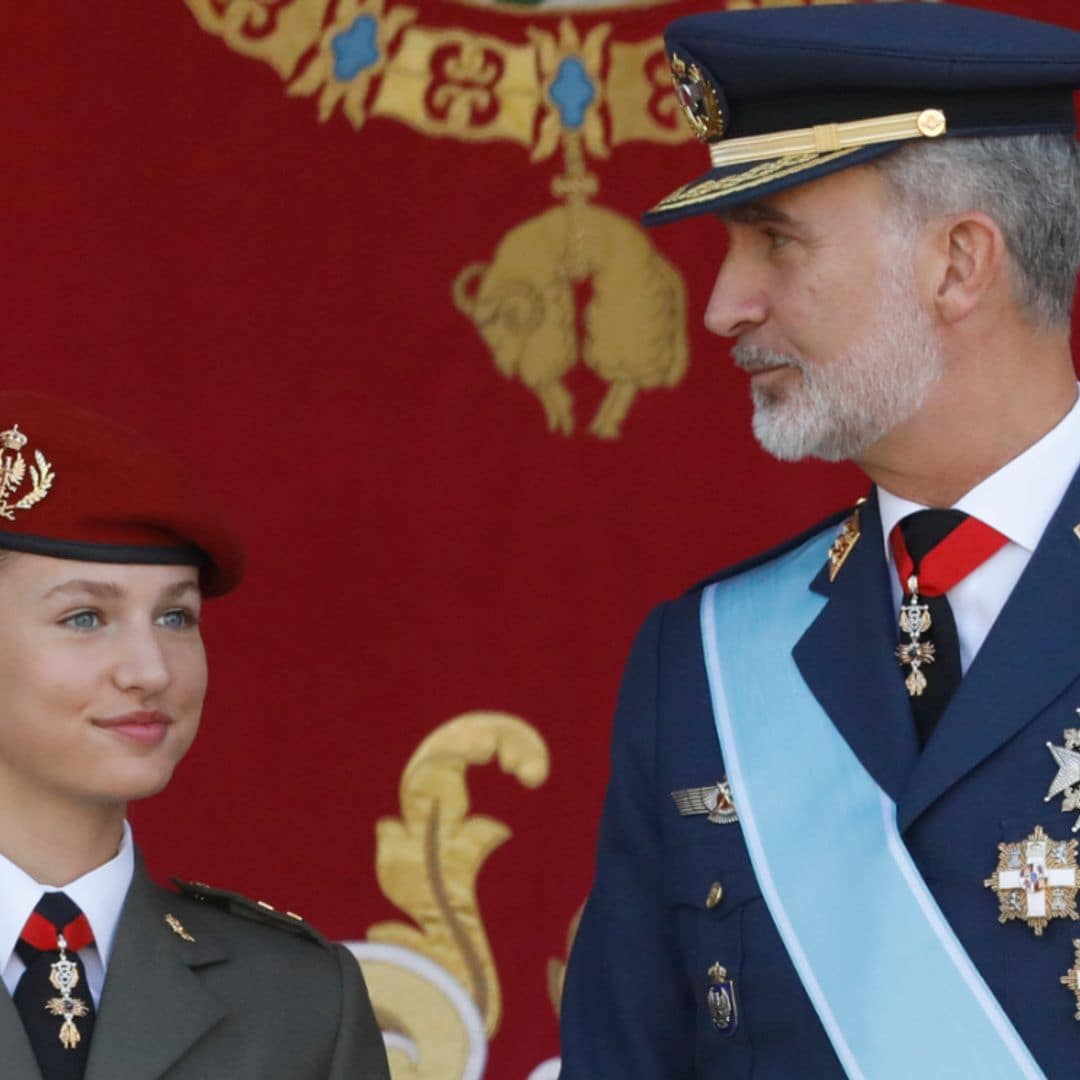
890,509,1008,747
13,891,96,1079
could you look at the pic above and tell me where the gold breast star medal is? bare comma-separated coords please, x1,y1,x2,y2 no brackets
1061,941,1080,1020
984,826,1080,935
45,934,91,1049
1044,724,1080,832
706,963,738,1035
895,574,935,697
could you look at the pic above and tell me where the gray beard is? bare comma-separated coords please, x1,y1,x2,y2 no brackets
732,259,944,463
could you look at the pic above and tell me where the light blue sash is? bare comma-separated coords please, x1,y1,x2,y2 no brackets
699,529,1043,1080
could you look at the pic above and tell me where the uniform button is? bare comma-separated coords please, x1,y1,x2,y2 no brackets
705,881,724,909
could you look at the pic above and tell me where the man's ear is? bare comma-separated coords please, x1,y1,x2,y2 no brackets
924,212,1007,324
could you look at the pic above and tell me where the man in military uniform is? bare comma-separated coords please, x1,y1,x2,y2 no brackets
560,3,1080,1076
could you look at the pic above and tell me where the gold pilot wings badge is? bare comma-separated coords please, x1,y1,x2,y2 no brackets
671,779,738,824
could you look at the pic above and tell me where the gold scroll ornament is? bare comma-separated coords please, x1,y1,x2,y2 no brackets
366,712,549,1046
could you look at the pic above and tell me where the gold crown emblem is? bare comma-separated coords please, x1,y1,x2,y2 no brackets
0,421,55,522
1,424,28,452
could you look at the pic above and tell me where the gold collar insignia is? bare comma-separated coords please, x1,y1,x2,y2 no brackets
827,507,862,583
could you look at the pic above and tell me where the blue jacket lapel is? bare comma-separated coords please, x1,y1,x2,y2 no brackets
793,492,918,803
897,466,1080,831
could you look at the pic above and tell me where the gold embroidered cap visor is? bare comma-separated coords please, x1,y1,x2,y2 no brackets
643,4,1080,227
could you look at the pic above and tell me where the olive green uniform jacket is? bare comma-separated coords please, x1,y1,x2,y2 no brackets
0,861,390,1079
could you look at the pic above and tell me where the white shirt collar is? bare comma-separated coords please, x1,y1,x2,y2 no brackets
878,386,1080,560
0,821,134,972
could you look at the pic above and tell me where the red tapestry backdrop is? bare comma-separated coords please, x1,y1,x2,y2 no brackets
4,0,1079,1075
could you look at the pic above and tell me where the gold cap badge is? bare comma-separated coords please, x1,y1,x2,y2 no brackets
670,53,727,143
0,422,55,522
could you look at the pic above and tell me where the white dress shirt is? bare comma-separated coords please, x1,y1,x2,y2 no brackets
0,821,135,1005
878,387,1080,674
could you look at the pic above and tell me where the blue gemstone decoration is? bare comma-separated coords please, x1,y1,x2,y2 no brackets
550,58,595,130
332,16,380,82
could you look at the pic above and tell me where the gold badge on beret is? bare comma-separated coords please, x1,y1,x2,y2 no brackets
984,826,1080,936
670,53,727,143
0,423,55,521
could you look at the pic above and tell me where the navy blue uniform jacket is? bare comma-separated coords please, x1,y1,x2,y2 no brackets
560,477,1080,1077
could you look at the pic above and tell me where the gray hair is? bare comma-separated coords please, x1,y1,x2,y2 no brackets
874,133,1080,330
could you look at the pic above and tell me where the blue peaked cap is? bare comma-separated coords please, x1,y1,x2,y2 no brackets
645,2,1080,226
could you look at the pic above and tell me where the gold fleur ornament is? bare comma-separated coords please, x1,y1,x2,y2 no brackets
670,53,727,143
0,422,55,521
984,826,1080,935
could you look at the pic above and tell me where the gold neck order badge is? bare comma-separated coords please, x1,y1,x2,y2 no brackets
0,422,55,521
45,935,91,1050
895,574,935,697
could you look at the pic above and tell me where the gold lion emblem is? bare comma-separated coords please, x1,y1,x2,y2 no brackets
0,423,56,521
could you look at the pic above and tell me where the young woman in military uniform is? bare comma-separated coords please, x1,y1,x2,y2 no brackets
0,391,390,1079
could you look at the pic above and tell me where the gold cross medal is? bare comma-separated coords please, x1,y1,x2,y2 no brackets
984,826,1080,935
1044,721,1080,832
45,935,90,1049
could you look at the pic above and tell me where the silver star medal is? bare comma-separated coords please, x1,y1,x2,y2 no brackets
1045,723,1080,833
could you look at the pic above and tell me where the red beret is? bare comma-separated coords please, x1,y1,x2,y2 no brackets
0,392,243,596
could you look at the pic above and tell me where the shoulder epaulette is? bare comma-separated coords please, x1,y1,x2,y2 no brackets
171,878,329,945
685,501,861,596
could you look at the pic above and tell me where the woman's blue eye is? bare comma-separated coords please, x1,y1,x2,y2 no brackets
157,609,197,630
64,611,101,631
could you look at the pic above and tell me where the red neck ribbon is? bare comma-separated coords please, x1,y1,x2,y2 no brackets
890,517,1009,597
19,910,94,952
